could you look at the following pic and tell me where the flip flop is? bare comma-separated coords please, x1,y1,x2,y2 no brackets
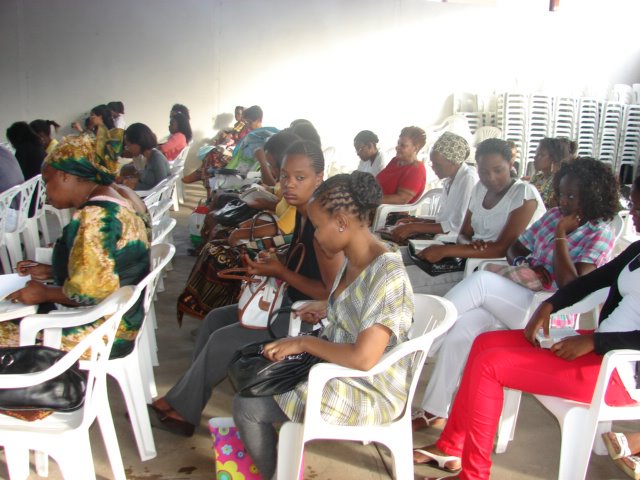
615,455,640,480
603,432,633,460
412,409,446,431
413,448,461,473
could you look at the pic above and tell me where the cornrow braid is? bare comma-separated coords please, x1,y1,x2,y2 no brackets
312,171,382,223
284,140,325,173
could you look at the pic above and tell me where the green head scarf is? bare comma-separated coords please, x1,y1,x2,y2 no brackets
45,126,124,185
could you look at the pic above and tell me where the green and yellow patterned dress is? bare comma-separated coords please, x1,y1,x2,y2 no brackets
275,251,414,425
0,197,149,359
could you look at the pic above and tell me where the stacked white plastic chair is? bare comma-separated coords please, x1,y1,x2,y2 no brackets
276,294,457,480
576,98,600,157
597,101,625,169
524,95,552,170
5,286,138,480
498,93,528,176
617,104,640,183
0,182,36,272
551,97,577,140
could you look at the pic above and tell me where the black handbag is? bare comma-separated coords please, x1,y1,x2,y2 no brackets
409,241,467,276
0,346,87,412
213,199,259,226
227,307,324,397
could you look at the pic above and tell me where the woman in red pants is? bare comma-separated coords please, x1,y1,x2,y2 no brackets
416,177,640,479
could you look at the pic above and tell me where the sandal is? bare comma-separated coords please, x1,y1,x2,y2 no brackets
413,448,461,472
603,432,633,460
412,409,446,431
616,455,640,480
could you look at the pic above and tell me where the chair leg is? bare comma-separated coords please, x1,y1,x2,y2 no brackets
277,422,305,480
4,444,31,480
495,388,522,454
96,396,127,480
385,434,414,480
558,408,592,480
35,450,49,477
111,357,157,460
54,431,97,480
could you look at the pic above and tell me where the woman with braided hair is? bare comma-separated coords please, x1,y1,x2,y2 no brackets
233,170,414,479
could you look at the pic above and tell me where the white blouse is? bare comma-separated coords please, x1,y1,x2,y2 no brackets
468,179,545,241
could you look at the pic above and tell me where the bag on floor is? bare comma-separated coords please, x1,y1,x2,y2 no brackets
189,201,209,248
209,417,262,480
176,241,246,326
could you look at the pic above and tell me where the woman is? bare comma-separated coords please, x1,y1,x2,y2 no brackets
414,176,640,480
6,121,47,180
233,171,414,480
6,128,150,358
170,103,190,120
404,138,545,296
120,123,171,191
150,140,343,435
376,126,427,204
386,132,478,243
354,130,385,176
29,119,60,154
159,112,192,161
72,104,115,133
412,158,618,437
526,137,577,208
108,101,126,129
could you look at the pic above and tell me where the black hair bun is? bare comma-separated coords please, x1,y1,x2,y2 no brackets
349,171,382,208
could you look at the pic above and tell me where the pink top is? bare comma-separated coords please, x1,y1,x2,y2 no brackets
159,132,187,161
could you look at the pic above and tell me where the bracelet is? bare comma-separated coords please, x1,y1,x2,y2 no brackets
555,237,567,241
512,256,528,266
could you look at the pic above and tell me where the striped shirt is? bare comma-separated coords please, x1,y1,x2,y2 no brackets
275,251,414,424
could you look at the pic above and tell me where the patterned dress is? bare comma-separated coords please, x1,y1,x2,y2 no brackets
0,197,149,359
529,171,556,208
275,251,414,425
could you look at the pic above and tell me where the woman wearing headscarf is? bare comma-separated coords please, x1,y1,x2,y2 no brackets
6,127,150,359
386,132,478,243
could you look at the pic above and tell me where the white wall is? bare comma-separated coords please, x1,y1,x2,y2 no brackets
1,0,639,172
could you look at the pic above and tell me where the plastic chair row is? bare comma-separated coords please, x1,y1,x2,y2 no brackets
371,187,444,232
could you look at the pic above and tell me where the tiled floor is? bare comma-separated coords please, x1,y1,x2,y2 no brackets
0,184,633,479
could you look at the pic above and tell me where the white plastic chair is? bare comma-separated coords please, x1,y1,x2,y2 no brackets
0,185,22,273
371,188,443,232
5,286,138,480
276,294,457,480
103,243,175,461
19,175,45,260
495,287,609,464
171,143,191,209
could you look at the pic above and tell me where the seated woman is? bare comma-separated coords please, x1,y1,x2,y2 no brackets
414,177,640,479
29,119,60,154
354,130,385,176
6,121,47,180
108,101,126,129
376,126,427,205
404,138,545,296
150,140,343,436
72,104,116,134
412,158,619,436
233,170,414,479
159,112,192,161
526,136,577,208
118,123,171,191
6,128,150,358
386,132,478,243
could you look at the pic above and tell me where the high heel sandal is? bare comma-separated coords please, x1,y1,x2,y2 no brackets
413,448,461,473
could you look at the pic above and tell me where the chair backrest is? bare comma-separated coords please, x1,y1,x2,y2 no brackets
17,287,137,428
136,243,175,317
415,187,444,218
151,217,176,246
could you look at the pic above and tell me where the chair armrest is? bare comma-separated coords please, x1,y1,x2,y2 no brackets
19,305,99,347
590,349,640,407
477,259,509,271
371,203,419,231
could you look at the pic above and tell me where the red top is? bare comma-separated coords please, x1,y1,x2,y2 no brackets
376,157,426,203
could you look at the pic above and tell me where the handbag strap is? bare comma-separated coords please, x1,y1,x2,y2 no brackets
285,242,306,274
249,211,281,240
267,306,293,339
217,267,260,283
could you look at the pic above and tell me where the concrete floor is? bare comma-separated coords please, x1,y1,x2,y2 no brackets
0,183,634,479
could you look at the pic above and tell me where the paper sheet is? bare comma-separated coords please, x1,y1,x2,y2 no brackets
0,273,31,301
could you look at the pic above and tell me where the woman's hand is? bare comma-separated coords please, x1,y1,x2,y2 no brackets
556,212,581,237
388,223,420,243
15,261,52,280
395,217,421,225
550,334,595,360
244,249,286,278
524,301,554,345
263,337,305,362
418,245,449,263
294,300,327,325
470,239,489,251
6,280,49,305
